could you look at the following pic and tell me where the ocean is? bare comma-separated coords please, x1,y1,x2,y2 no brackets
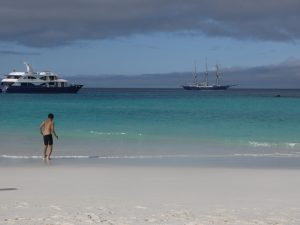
1,88,300,167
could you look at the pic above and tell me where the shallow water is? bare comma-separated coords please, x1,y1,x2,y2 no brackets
1,88,300,167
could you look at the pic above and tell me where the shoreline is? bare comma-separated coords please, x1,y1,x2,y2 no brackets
1,153,300,170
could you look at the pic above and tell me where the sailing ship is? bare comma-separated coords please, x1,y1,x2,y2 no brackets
182,62,233,90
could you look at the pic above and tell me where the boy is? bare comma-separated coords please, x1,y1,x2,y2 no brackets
40,113,58,160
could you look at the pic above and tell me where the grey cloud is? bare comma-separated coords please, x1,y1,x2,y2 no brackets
69,59,300,88
1,0,300,47
0,50,40,55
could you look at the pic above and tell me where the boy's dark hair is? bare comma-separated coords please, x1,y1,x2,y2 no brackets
48,113,54,119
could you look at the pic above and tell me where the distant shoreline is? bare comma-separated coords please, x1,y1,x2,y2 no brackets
79,87,300,90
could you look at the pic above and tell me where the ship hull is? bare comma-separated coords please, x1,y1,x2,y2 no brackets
182,85,231,90
3,85,83,94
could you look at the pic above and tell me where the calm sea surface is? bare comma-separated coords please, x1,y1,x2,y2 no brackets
1,88,300,167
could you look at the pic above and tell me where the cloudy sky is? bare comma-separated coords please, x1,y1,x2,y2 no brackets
1,0,300,87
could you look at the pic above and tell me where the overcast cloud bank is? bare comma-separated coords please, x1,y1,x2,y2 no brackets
1,0,300,47
68,58,300,88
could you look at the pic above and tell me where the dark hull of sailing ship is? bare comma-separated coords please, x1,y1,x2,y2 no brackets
182,84,231,90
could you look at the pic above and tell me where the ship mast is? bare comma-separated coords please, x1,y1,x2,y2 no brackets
193,62,198,85
204,58,209,86
215,64,221,86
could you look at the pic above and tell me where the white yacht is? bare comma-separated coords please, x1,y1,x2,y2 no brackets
1,62,83,93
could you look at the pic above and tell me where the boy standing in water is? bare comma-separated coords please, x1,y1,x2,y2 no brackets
40,113,58,160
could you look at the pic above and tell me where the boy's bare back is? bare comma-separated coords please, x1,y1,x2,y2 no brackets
41,119,54,135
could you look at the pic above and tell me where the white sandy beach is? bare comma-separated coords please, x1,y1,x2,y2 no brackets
1,164,300,225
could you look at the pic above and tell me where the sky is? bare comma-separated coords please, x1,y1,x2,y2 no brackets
1,0,300,87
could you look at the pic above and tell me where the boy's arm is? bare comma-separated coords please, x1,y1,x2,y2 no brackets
39,121,44,135
51,122,58,139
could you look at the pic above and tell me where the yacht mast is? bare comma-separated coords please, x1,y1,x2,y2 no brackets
24,62,33,74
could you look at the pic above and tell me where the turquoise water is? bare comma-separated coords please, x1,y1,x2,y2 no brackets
1,88,300,159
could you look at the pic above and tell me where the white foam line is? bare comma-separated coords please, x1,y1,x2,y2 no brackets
234,153,300,158
90,131,127,135
248,141,300,149
0,154,218,160
1,154,197,160
2,153,300,160
1,155,43,159
0,155,90,159
97,155,195,159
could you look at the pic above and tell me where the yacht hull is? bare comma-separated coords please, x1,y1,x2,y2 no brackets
3,85,83,94
182,85,231,90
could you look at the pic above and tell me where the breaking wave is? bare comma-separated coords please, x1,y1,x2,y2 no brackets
248,141,300,149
